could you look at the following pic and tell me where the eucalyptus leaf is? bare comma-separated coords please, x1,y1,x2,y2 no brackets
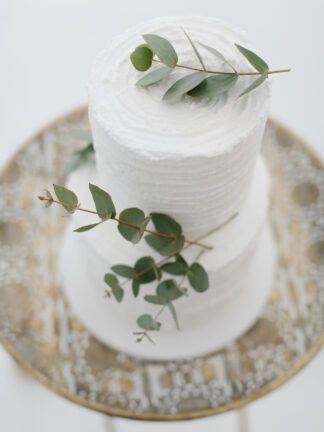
117,208,149,244
238,74,267,98
134,256,160,284
64,143,94,176
73,222,101,232
235,44,269,74
143,34,178,68
161,261,188,275
136,65,172,87
160,235,185,256
188,263,209,292
104,273,124,302
89,183,116,219
150,213,182,236
144,294,165,305
145,234,185,256
156,279,183,302
167,302,180,330
188,73,238,98
145,236,169,255
53,184,78,213
137,314,161,331
182,28,206,71
111,264,135,278
176,254,188,267
130,45,153,71
163,72,208,103
132,278,140,297
197,42,236,72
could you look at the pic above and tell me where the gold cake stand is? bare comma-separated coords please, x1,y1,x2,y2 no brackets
0,106,323,421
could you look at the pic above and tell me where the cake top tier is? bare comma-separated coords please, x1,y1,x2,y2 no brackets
88,16,270,157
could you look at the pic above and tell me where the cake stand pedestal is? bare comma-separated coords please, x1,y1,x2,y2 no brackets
0,107,323,423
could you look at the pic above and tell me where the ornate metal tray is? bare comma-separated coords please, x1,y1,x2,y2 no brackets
0,107,323,421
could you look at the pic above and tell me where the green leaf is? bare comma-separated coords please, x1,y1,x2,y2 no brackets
176,254,188,267
167,302,180,330
137,314,161,331
188,73,238,98
145,234,185,256
156,279,183,302
118,208,150,244
130,45,153,71
152,262,162,281
182,28,206,71
235,44,269,74
111,284,125,303
143,34,178,68
136,65,172,87
144,294,165,305
146,213,185,256
132,278,140,297
104,273,124,302
197,42,236,72
163,72,208,103
73,222,101,232
53,184,78,213
134,256,160,284
161,261,188,275
150,213,182,236
188,263,209,292
89,183,116,220
238,74,267,98
111,264,135,278
64,143,95,176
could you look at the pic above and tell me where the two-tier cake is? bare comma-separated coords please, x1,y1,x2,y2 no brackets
60,16,276,360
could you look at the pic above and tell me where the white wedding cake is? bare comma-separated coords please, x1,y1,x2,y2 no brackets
60,16,276,360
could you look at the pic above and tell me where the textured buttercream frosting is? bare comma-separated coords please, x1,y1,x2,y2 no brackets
88,16,270,237
61,160,276,359
60,157,275,359
60,17,275,359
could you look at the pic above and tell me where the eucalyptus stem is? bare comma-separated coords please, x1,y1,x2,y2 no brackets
121,214,238,294
39,195,212,250
134,248,205,343
152,58,290,76
121,212,238,288
134,304,167,343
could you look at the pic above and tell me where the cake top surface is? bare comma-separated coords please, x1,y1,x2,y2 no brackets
88,16,270,157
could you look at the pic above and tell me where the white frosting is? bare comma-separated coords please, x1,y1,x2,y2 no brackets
60,218,276,360
88,16,270,237
60,158,275,359
59,17,275,359
66,157,269,284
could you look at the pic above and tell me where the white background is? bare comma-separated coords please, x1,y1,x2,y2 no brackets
0,1,323,431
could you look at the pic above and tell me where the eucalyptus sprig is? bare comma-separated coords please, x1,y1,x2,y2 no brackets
130,29,290,101
39,184,236,343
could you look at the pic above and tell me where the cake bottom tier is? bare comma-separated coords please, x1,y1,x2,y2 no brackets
60,219,276,360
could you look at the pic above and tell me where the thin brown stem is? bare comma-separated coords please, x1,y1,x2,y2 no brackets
114,216,174,241
121,212,238,288
39,195,211,249
152,58,291,76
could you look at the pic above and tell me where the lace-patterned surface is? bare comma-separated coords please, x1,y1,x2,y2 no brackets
0,107,323,420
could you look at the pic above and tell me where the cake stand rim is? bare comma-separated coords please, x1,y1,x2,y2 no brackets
0,105,323,421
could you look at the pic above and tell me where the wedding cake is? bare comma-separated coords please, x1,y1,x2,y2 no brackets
60,16,276,360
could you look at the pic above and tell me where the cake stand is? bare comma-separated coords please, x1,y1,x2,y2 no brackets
0,106,323,421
